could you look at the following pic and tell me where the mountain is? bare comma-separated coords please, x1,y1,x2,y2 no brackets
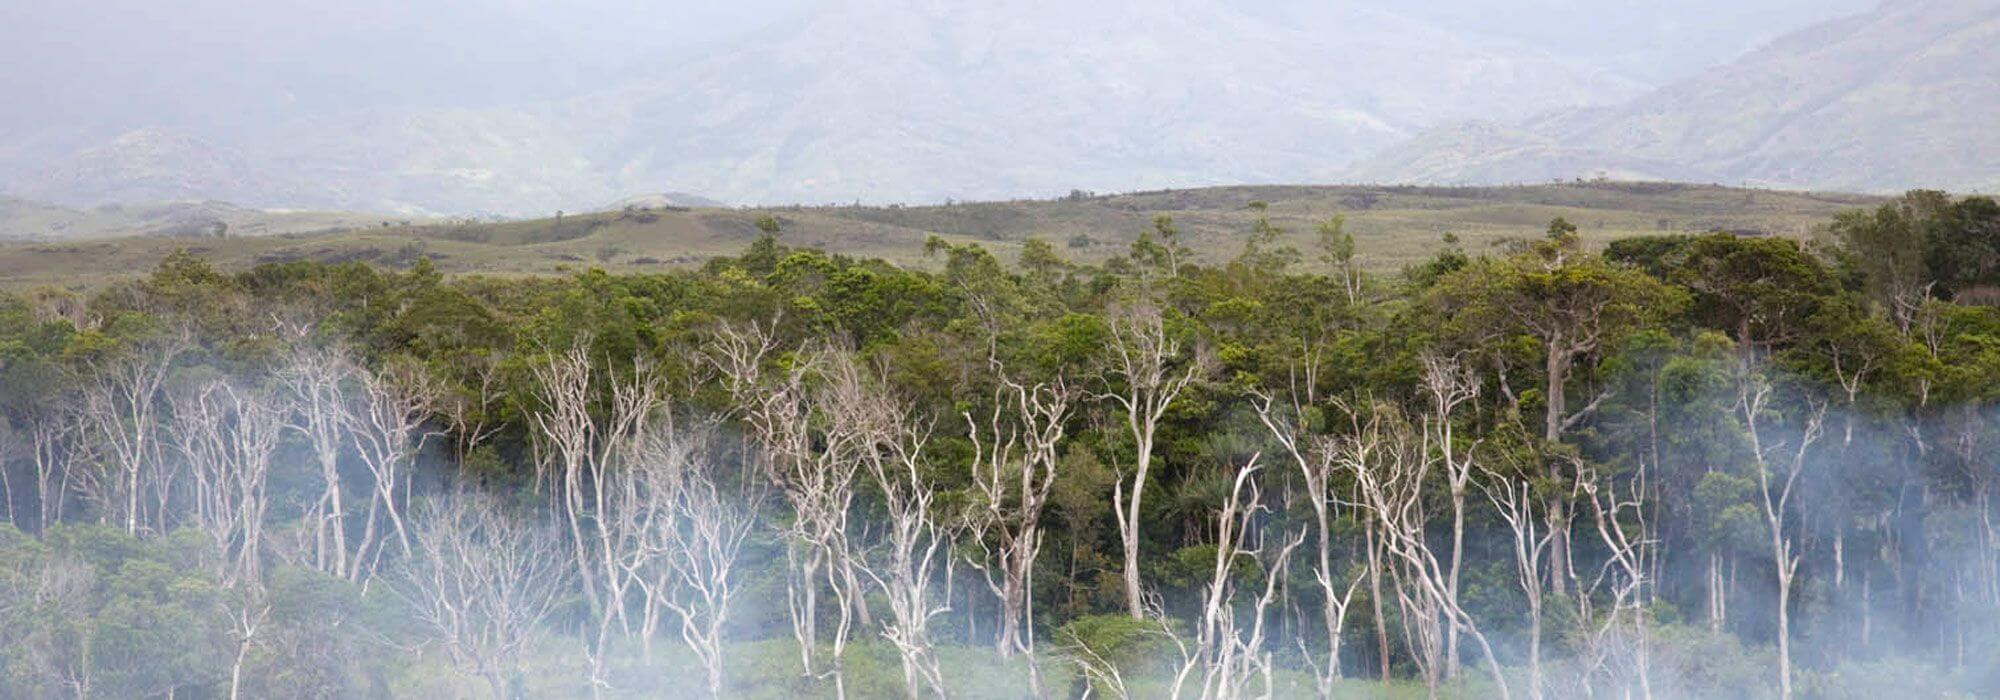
602,192,728,211
1351,0,2000,194
1355,0,1875,85
2,0,1640,215
0,195,409,242
7,128,272,206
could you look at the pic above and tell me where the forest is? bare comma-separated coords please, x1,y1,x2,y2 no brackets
2,191,1999,699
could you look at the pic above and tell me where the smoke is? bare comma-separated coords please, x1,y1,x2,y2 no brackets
4,307,2000,699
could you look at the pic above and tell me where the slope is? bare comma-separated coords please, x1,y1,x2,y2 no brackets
0,182,1876,289
1350,0,2000,194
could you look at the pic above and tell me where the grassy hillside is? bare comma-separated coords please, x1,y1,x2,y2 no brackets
0,182,1879,289
0,196,409,242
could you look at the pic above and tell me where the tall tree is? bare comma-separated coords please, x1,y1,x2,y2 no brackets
1100,302,1208,618
1429,229,1683,593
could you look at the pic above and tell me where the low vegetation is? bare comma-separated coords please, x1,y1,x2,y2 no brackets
0,183,1870,290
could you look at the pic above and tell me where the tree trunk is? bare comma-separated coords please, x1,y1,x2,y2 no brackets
1121,430,1155,619
1544,338,1572,597
1447,488,1465,679
1708,553,1727,633
1368,524,1390,685
1776,565,1793,700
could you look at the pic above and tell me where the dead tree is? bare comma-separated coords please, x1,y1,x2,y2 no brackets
344,360,440,581
1251,389,1361,697
224,591,271,700
1419,351,1480,679
78,330,188,535
1738,374,1826,700
33,412,83,532
1162,456,1305,700
1481,470,1556,700
439,352,507,463
166,373,284,700
960,363,1075,674
1101,303,1206,619
277,347,356,577
527,341,668,695
1576,463,1656,700
1342,404,1511,700
630,427,763,700
603,436,677,667
705,322,867,692
168,380,282,589
397,490,568,700
823,355,953,700
0,419,17,529
27,410,83,531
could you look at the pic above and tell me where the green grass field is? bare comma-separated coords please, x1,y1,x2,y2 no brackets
0,182,1880,290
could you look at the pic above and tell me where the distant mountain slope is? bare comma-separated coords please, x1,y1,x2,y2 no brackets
3,0,1639,215
7,128,270,206
558,0,1640,208
1352,0,2000,193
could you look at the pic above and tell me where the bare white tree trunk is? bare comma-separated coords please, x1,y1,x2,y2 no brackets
1160,456,1304,700
705,322,864,694
1419,352,1479,681
961,363,1074,679
821,354,953,700
395,489,569,700
527,340,668,696
1252,390,1359,697
169,381,282,588
226,598,271,700
79,330,188,536
278,347,355,578
1342,402,1512,700
629,426,764,700
345,360,440,580
1577,462,1656,700
1101,303,1204,619
29,411,82,531
0,419,18,529
1482,475,1555,700
1738,374,1826,700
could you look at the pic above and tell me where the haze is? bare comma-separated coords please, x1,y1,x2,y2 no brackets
0,0,1891,212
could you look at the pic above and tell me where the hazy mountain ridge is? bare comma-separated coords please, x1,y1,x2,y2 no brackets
1351,0,2000,193
2,0,1642,215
